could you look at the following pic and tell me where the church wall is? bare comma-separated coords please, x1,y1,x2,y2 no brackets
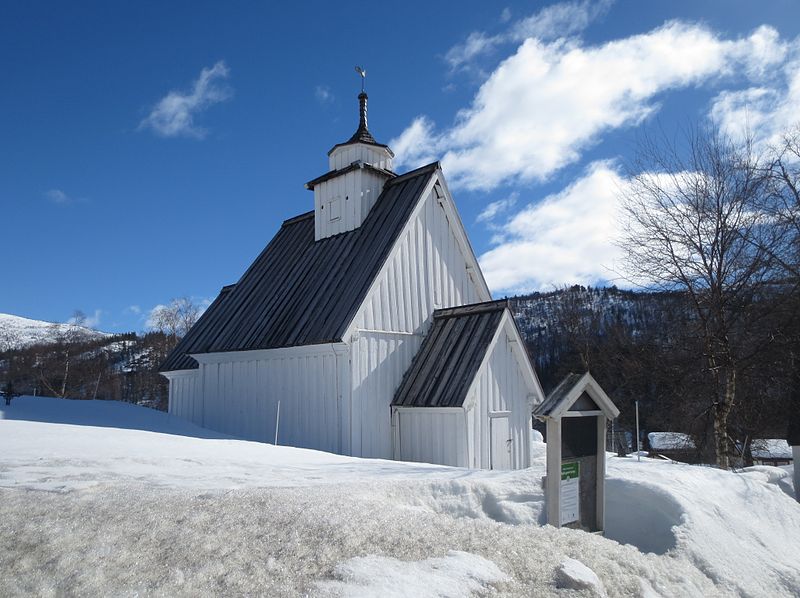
347,180,490,459
393,408,467,467
348,331,422,458
166,369,202,426
465,316,538,470
189,344,349,454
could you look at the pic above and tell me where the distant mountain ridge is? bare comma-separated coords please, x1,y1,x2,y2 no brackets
509,286,685,377
0,313,110,351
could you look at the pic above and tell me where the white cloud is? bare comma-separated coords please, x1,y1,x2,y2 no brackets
315,85,334,104
45,189,69,203
394,22,788,191
478,162,627,293
445,0,612,72
45,189,86,205
139,61,231,139
476,193,518,223
124,305,142,316
710,50,800,145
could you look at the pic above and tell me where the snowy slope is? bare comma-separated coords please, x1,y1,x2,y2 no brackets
0,313,109,350
1,396,799,597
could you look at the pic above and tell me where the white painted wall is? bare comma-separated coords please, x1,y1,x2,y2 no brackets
329,143,392,171
349,331,422,458
165,369,201,426
314,168,391,241
465,315,541,470
188,344,350,454
394,408,467,467
346,177,491,459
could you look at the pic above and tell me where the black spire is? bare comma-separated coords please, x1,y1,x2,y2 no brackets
346,92,378,145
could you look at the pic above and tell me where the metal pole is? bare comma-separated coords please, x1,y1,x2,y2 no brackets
635,400,641,462
274,401,281,445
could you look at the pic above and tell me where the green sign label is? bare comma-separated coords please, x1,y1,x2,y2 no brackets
561,461,580,480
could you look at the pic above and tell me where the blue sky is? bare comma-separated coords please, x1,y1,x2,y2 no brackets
3,1,800,333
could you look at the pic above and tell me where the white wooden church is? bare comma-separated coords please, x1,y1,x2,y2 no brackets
161,92,545,469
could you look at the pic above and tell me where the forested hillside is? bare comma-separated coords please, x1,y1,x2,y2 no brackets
511,285,796,461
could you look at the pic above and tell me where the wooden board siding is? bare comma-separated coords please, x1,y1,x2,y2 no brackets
192,344,349,453
348,185,489,458
314,167,390,240
165,369,201,425
395,409,467,467
465,315,537,470
350,332,423,458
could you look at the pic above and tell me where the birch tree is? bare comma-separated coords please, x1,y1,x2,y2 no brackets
619,128,781,468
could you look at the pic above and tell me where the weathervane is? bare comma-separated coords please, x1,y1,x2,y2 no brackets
355,66,366,93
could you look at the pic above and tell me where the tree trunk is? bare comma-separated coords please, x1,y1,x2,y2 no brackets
712,367,736,469
60,353,70,398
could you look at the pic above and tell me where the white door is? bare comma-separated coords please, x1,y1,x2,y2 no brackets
490,416,512,470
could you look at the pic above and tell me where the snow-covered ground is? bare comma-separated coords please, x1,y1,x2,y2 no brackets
1,396,798,597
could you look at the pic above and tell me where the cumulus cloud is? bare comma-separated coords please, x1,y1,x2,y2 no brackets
394,22,788,191
139,61,231,139
478,162,627,293
710,52,800,145
445,0,612,72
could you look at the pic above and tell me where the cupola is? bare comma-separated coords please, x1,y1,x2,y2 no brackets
305,90,395,241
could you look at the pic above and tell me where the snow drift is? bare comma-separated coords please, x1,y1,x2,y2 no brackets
1,396,798,597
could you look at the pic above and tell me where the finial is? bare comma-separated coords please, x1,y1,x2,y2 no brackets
358,91,368,132
355,65,366,93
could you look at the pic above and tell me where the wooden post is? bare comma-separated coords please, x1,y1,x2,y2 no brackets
596,415,607,532
546,417,561,527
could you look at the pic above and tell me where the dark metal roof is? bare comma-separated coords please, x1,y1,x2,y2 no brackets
305,161,395,191
391,300,509,408
161,162,439,372
534,373,584,417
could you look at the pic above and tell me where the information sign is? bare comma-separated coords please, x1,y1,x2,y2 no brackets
560,461,580,525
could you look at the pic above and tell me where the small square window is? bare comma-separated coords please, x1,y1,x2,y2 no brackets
328,197,341,221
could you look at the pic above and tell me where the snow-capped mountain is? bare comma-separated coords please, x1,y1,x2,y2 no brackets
0,313,110,351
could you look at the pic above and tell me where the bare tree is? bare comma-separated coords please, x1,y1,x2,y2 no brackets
619,126,784,468
765,128,800,278
149,297,201,352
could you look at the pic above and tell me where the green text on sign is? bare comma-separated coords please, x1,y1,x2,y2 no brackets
561,461,580,480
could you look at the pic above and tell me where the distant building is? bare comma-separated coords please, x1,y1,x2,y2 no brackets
161,92,545,469
750,439,793,466
647,431,697,463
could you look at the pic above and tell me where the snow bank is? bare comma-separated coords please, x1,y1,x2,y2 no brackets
1,397,799,596
0,395,227,438
607,456,800,597
315,551,509,597
556,558,607,596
